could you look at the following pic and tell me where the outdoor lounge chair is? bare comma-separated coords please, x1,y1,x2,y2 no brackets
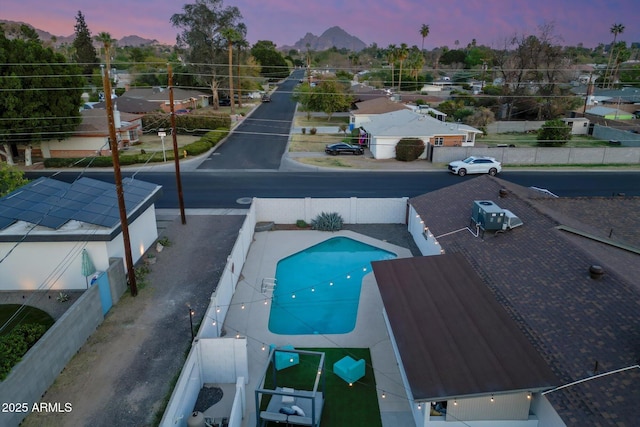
270,345,300,371
333,356,365,385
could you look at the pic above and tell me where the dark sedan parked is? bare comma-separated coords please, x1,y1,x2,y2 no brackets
325,143,364,156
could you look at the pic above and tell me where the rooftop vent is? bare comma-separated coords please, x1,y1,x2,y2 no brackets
589,265,604,280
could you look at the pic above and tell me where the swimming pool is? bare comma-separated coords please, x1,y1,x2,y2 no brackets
268,236,396,335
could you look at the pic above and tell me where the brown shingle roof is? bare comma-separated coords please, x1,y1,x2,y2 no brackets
372,253,558,401
408,175,640,426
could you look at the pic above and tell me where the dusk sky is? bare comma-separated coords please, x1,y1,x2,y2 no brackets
2,0,639,49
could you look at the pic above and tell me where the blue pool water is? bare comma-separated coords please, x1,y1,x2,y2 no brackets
268,237,396,335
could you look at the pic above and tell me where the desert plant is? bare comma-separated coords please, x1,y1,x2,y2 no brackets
56,292,69,303
311,212,344,231
395,138,425,161
158,236,171,247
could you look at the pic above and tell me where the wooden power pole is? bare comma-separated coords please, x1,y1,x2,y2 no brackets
167,64,187,225
101,66,137,296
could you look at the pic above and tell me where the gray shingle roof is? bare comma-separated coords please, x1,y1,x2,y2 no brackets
409,176,640,426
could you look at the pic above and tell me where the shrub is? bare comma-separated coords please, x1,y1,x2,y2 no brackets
309,127,317,135
537,119,572,146
301,128,306,134
296,219,308,228
0,323,47,380
395,138,425,162
311,212,343,231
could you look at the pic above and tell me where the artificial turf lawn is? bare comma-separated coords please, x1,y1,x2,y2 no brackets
260,347,382,427
0,304,54,336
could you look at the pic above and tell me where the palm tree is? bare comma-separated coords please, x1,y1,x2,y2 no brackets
386,44,397,90
222,28,240,115
397,43,409,92
419,24,430,53
95,32,115,76
235,37,248,108
605,23,625,88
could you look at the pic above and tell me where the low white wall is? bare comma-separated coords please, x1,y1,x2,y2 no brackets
254,197,408,224
159,338,248,427
432,146,640,165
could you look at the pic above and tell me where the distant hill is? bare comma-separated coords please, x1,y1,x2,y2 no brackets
0,20,161,47
281,26,366,52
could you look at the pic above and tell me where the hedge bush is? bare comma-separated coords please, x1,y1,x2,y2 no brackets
0,323,47,380
395,138,425,162
142,112,231,135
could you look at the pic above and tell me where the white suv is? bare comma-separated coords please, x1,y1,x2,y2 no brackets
448,156,501,176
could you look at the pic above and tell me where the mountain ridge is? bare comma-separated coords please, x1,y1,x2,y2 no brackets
280,26,367,52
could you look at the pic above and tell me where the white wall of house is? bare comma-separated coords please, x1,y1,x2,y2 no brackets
0,206,158,291
351,114,374,129
408,206,444,256
370,136,398,159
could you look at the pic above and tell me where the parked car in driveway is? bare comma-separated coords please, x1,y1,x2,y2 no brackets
448,156,501,176
219,98,231,106
261,94,271,102
325,143,364,156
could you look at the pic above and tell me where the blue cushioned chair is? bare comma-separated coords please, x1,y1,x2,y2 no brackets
270,345,300,371
333,356,365,384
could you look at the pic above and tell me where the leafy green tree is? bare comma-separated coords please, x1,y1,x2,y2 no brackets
171,0,244,108
312,79,351,120
619,63,640,87
0,163,29,195
537,119,572,146
72,11,99,76
250,40,288,80
0,30,84,164
292,83,314,119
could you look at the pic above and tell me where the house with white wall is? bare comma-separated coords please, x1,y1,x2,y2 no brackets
561,117,590,135
361,110,482,159
349,97,411,130
0,176,162,291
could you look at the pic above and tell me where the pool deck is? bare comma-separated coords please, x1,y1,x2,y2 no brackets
223,229,415,427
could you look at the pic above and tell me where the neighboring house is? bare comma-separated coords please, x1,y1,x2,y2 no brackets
410,104,447,122
0,176,162,291
121,87,211,113
404,175,640,426
349,97,411,130
585,106,634,120
361,109,482,159
561,117,590,135
39,109,143,159
349,83,391,103
92,97,160,114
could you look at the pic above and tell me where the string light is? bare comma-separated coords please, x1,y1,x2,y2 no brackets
261,344,266,351
291,293,296,299
311,287,315,292
381,391,386,399
453,399,457,406
346,275,351,279
329,282,334,286
241,303,245,310
527,392,531,400
417,403,422,410
490,395,494,402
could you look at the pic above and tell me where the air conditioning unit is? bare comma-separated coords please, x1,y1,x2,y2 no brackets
472,200,505,231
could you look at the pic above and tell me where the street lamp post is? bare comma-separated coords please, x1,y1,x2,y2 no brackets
188,306,195,341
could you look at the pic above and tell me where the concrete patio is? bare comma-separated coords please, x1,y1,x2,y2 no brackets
222,229,415,427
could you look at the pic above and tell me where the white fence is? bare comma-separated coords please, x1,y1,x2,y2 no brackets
254,197,409,224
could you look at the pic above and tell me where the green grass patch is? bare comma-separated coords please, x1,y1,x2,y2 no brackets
0,304,54,337
261,348,381,427
480,133,610,148
295,115,350,128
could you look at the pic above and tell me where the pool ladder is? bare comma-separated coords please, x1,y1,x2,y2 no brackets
261,278,277,294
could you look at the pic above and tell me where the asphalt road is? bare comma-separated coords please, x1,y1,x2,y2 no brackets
197,69,305,170
25,170,640,209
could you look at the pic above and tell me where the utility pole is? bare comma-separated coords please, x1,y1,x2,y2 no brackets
101,65,137,296
168,63,187,225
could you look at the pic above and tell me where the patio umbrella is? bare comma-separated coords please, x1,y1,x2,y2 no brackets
81,249,96,288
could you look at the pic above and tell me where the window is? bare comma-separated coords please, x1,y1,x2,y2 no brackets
434,137,444,146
